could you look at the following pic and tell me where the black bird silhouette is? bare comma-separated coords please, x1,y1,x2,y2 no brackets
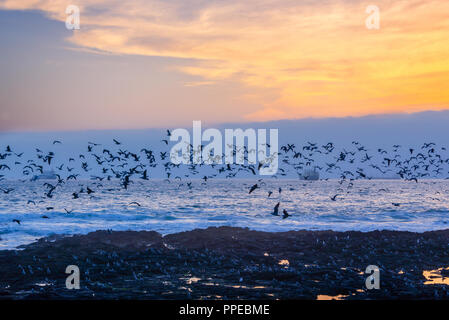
330,194,339,201
12,219,21,225
272,202,280,216
0,165,11,171
113,139,121,145
129,202,141,207
141,169,149,180
249,184,259,194
282,209,290,219
0,188,14,194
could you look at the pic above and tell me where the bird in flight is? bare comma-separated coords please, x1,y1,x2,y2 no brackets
0,188,14,194
249,184,259,194
282,209,290,219
272,202,280,216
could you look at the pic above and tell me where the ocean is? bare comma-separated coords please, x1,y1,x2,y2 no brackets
1,179,448,249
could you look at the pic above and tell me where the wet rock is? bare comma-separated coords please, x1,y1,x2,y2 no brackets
1,227,449,299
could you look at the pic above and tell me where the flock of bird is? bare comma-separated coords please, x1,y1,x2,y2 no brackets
1,130,449,226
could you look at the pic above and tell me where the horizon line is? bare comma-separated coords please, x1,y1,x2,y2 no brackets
1,109,448,134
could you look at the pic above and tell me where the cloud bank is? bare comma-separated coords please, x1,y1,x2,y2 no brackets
1,0,448,125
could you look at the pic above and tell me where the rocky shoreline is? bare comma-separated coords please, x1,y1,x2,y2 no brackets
1,226,449,299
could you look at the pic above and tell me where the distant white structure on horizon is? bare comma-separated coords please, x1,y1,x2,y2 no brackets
300,167,320,181
32,170,57,181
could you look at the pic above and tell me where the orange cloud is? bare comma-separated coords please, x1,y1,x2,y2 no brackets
1,0,449,122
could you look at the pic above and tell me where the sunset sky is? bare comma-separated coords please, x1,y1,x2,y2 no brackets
0,0,448,131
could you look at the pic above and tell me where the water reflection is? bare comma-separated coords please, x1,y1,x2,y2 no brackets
423,267,449,285
316,294,349,300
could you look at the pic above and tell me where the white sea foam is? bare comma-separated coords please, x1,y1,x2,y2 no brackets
0,179,448,249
